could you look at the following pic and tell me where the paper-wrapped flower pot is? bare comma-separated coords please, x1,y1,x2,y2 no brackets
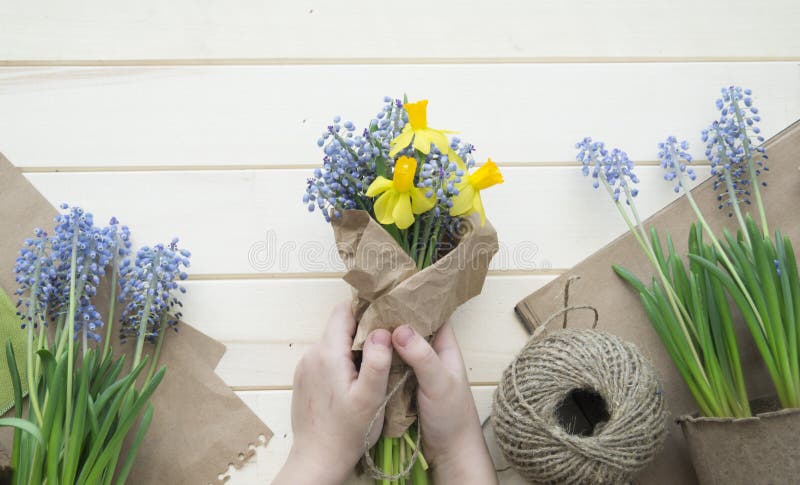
678,396,800,485
332,209,498,437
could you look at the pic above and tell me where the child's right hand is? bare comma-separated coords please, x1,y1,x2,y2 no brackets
392,323,499,485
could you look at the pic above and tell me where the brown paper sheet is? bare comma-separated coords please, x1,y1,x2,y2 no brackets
514,120,800,484
0,153,272,484
333,210,499,436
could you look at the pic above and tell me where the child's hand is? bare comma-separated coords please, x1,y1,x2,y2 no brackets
274,302,393,485
392,323,499,485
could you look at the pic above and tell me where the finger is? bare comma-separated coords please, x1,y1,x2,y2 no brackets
392,325,450,398
431,323,467,378
322,301,357,353
351,329,392,407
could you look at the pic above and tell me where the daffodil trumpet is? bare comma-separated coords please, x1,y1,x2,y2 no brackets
306,96,503,484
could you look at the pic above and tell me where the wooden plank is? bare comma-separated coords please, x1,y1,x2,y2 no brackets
0,64,796,167
23,166,710,275
231,386,496,484
1,1,798,62
195,275,551,388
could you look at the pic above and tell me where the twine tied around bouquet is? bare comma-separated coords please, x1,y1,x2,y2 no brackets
492,277,668,484
361,368,421,480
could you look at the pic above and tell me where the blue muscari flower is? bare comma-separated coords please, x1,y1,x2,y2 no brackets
14,228,57,329
702,87,766,215
50,204,115,341
657,136,697,192
304,97,407,222
707,86,768,192
576,137,639,204
118,239,190,343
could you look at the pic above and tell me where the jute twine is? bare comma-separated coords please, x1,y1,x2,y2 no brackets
361,369,421,480
492,289,668,484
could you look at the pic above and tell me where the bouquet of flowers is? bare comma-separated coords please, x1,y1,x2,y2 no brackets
0,204,190,484
578,86,799,418
304,97,502,483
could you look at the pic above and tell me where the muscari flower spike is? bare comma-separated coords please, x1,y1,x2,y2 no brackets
305,97,405,222
14,228,57,329
118,238,190,343
705,86,768,200
50,204,115,341
576,137,640,204
657,136,697,193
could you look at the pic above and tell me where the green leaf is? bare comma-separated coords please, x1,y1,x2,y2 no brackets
114,404,155,485
82,367,166,485
0,417,44,446
5,341,23,480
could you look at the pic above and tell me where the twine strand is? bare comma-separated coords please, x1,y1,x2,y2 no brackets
361,369,422,480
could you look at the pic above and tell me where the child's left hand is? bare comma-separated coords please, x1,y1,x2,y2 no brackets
273,302,393,485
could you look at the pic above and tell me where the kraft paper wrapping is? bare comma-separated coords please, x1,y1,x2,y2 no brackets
514,120,800,484
0,153,272,484
333,210,499,437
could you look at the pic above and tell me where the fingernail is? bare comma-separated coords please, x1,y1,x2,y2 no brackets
370,329,391,348
394,325,415,347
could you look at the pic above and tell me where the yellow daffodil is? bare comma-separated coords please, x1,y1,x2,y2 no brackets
389,100,454,157
366,156,435,229
449,158,504,225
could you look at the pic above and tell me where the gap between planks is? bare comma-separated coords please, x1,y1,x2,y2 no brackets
19,160,710,173
1,57,798,67
186,268,565,281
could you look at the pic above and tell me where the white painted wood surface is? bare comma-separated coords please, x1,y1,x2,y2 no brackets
1,2,798,483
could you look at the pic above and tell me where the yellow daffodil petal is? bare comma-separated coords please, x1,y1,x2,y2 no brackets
366,176,393,197
392,194,415,229
389,125,414,157
404,100,429,130
472,191,487,226
410,187,436,213
448,150,466,171
413,129,451,155
449,184,476,216
392,156,417,192
469,159,504,190
374,190,399,225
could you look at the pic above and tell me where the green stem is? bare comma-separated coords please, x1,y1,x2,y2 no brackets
410,221,420,263
145,313,168,383
416,215,433,269
24,282,43,425
732,96,768,236
380,437,392,485
423,219,442,268
103,259,120,360
64,227,80,464
133,254,161,370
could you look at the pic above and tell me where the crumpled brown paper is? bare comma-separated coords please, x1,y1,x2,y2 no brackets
514,119,800,484
0,153,272,484
332,210,499,437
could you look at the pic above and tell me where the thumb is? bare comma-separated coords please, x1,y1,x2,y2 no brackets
392,325,450,399
351,329,392,406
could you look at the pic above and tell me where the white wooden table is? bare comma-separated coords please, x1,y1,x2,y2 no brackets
1,2,798,482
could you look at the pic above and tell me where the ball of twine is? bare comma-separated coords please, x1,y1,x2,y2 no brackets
492,329,668,484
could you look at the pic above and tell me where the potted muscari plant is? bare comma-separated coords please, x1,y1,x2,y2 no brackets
579,87,800,484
